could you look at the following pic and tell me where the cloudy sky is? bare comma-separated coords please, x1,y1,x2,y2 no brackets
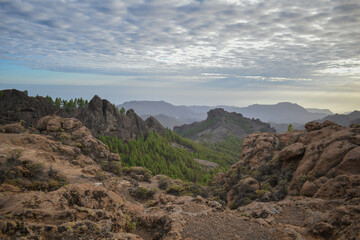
0,0,359,113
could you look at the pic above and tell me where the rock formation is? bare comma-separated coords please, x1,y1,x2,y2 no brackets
0,89,66,127
211,120,360,239
174,108,276,143
0,89,165,141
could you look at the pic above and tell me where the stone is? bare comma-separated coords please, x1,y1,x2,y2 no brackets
0,122,26,134
278,142,305,162
300,180,319,197
305,121,322,132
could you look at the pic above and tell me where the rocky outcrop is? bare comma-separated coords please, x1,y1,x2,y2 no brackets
215,121,360,203
145,116,165,133
0,89,165,141
72,95,151,140
174,108,276,143
209,121,360,239
0,89,66,127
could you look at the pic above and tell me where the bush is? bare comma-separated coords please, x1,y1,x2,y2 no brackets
130,187,156,200
158,177,171,190
124,214,136,233
100,161,122,176
166,182,208,198
22,161,44,177
7,149,23,162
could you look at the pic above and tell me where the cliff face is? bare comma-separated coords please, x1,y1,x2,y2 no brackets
174,108,276,143
0,89,164,141
72,95,164,140
0,89,66,127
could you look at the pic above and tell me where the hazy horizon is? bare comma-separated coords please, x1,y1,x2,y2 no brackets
1,0,359,113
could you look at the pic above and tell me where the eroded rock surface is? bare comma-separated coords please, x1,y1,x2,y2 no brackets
212,121,360,239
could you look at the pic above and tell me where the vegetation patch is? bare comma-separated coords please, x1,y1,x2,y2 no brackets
0,150,67,192
130,186,157,200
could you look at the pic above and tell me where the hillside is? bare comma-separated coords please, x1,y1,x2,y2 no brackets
174,108,276,143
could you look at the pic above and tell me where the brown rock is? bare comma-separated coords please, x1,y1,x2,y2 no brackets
314,175,360,199
239,177,260,193
309,222,334,238
300,180,319,197
305,121,322,131
1,122,26,133
310,140,356,177
278,142,305,162
0,184,21,193
322,120,340,128
336,146,360,174
46,116,62,131
62,118,82,130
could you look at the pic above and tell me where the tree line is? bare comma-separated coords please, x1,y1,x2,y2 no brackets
44,95,89,111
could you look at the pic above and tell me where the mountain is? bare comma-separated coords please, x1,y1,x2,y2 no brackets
306,108,333,115
71,95,164,140
118,100,206,124
119,101,335,131
317,110,360,126
174,108,276,143
0,89,164,141
140,114,183,130
221,102,329,124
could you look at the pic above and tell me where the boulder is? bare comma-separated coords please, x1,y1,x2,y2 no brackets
0,122,26,133
278,142,305,162
239,177,260,193
300,180,319,197
305,121,322,132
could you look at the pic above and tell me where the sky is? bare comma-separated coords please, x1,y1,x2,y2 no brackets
0,0,360,113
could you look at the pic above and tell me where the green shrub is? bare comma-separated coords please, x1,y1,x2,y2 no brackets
100,161,122,176
158,177,171,190
166,182,208,198
22,161,44,177
130,187,156,200
124,214,136,233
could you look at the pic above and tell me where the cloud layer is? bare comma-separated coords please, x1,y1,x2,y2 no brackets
0,0,360,111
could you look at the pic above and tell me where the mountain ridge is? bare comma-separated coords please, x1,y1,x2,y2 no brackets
174,108,276,143
0,89,165,141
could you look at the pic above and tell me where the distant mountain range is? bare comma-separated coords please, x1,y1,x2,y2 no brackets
317,110,360,126
118,101,206,125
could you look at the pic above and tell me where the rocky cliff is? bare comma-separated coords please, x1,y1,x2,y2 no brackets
0,89,164,141
0,89,66,127
174,108,276,143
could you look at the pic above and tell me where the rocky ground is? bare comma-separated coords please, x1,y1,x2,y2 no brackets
0,116,359,239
